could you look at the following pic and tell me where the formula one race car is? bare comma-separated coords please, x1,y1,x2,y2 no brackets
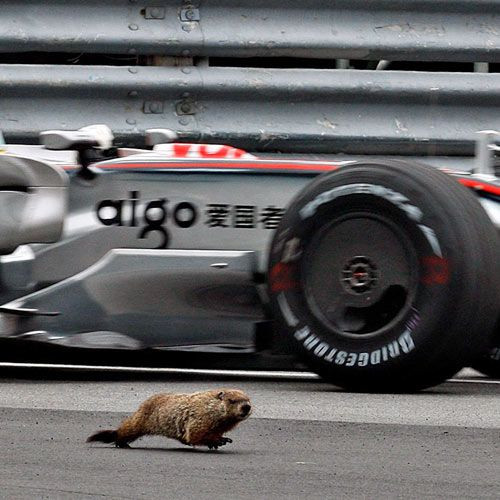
0,125,499,391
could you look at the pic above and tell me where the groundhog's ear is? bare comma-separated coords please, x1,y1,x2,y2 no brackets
217,391,225,400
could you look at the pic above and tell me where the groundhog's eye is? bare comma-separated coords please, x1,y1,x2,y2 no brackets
229,399,236,404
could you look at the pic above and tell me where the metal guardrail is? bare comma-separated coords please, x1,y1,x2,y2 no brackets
2,65,499,154
0,0,499,62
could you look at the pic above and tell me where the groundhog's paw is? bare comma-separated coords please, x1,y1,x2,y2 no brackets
204,437,232,450
208,437,232,448
115,442,131,449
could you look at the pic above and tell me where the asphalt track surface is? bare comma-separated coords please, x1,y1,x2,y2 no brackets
0,366,498,499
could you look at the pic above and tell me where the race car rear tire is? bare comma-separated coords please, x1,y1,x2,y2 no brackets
471,318,500,379
267,160,500,392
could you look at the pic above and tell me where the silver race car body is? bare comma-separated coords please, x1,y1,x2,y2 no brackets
0,127,499,389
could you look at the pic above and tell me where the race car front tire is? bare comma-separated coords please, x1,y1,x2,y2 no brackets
267,160,500,392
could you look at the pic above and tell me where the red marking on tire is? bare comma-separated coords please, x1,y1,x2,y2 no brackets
269,262,299,292
421,256,450,285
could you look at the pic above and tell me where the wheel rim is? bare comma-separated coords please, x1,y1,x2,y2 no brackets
303,212,418,338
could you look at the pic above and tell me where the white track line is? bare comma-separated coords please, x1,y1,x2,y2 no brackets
0,362,319,379
0,362,498,384
448,377,500,385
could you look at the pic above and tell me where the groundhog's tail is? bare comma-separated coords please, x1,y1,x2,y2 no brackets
86,429,118,444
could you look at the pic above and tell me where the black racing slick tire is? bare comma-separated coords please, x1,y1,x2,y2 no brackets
267,160,500,392
471,318,500,379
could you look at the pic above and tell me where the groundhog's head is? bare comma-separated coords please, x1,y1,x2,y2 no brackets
217,389,252,420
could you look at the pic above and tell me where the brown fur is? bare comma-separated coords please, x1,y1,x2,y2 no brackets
87,388,252,449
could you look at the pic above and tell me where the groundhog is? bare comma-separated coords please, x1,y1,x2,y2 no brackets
86,388,252,450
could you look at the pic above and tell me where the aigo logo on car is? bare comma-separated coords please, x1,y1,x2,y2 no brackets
95,189,287,249
96,191,198,249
